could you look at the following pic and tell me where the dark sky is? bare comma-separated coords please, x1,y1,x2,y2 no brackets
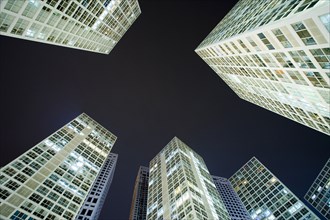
1,0,329,219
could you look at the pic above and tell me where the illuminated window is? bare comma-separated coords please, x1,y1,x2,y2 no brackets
309,48,330,69
291,22,316,46
258,33,274,50
272,28,292,48
319,14,330,32
0,12,15,32
289,50,316,69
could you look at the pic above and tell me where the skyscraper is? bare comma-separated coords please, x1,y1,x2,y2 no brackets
229,157,319,220
0,0,141,54
76,153,118,220
0,113,117,220
195,0,330,135
305,158,330,219
212,176,251,220
146,137,230,220
129,166,149,220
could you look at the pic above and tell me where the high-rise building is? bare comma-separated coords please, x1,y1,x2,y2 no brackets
229,157,319,220
0,113,117,220
146,137,230,220
305,158,330,219
0,0,141,54
76,153,118,220
195,0,330,135
129,166,149,220
212,176,251,220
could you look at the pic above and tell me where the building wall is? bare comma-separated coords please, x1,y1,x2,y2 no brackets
0,113,117,220
212,176,251,220
305,158,330,219
229,157,319,220
146,137,229,220
76,153,118,220
196,0,330,135
0,0,141,54
129,166,149,220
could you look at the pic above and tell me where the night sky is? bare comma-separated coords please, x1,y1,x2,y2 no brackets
1,0,329,219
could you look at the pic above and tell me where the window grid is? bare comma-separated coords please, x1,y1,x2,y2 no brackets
0,0,141,54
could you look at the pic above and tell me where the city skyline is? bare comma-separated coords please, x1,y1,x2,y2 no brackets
0,0,329,219
195,0,330,135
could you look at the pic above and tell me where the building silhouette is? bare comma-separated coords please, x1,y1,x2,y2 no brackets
146,137,230,220
129,166,149,220
305,158,330,219
229,157,319,220
196,0,330,135
212,176,251,220
0,113,117,219
76,153,118,220
0,0,141,54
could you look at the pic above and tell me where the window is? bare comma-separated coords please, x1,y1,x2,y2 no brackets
272,28,292,48
304,72,329,88
258,33,274,50
68,203,78,212
319,14,330,32
22,167,35,176
5,180,20,191
43,179,55,189
0,12,15,32
33,207,47,219
247,37,260,51
29,193,43,204
273,52,294,68
291,22,316,46
41,199,54,209
4,0,25,13
3,167,17,176
30,162,41,171
14,173,28,183
309,48,330,69
21,1,41,19
21,201,36,213
58,197,69,207
10,210,28,220
289,50,316,69
0,188,11,200
53,185,64,194
47,192,59,202
63,211,74,220
73,196,82,205
37,186,49,196
52,205,64,215
36,6,52,23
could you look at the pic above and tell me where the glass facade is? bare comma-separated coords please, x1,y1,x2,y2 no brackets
0,113,117,219
0,0,141,54
129,166,149,220
212,176,251,220
76,153,118,220
146,137,230,220
305,158,330,219
195,0,330,135
229,157,319,220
